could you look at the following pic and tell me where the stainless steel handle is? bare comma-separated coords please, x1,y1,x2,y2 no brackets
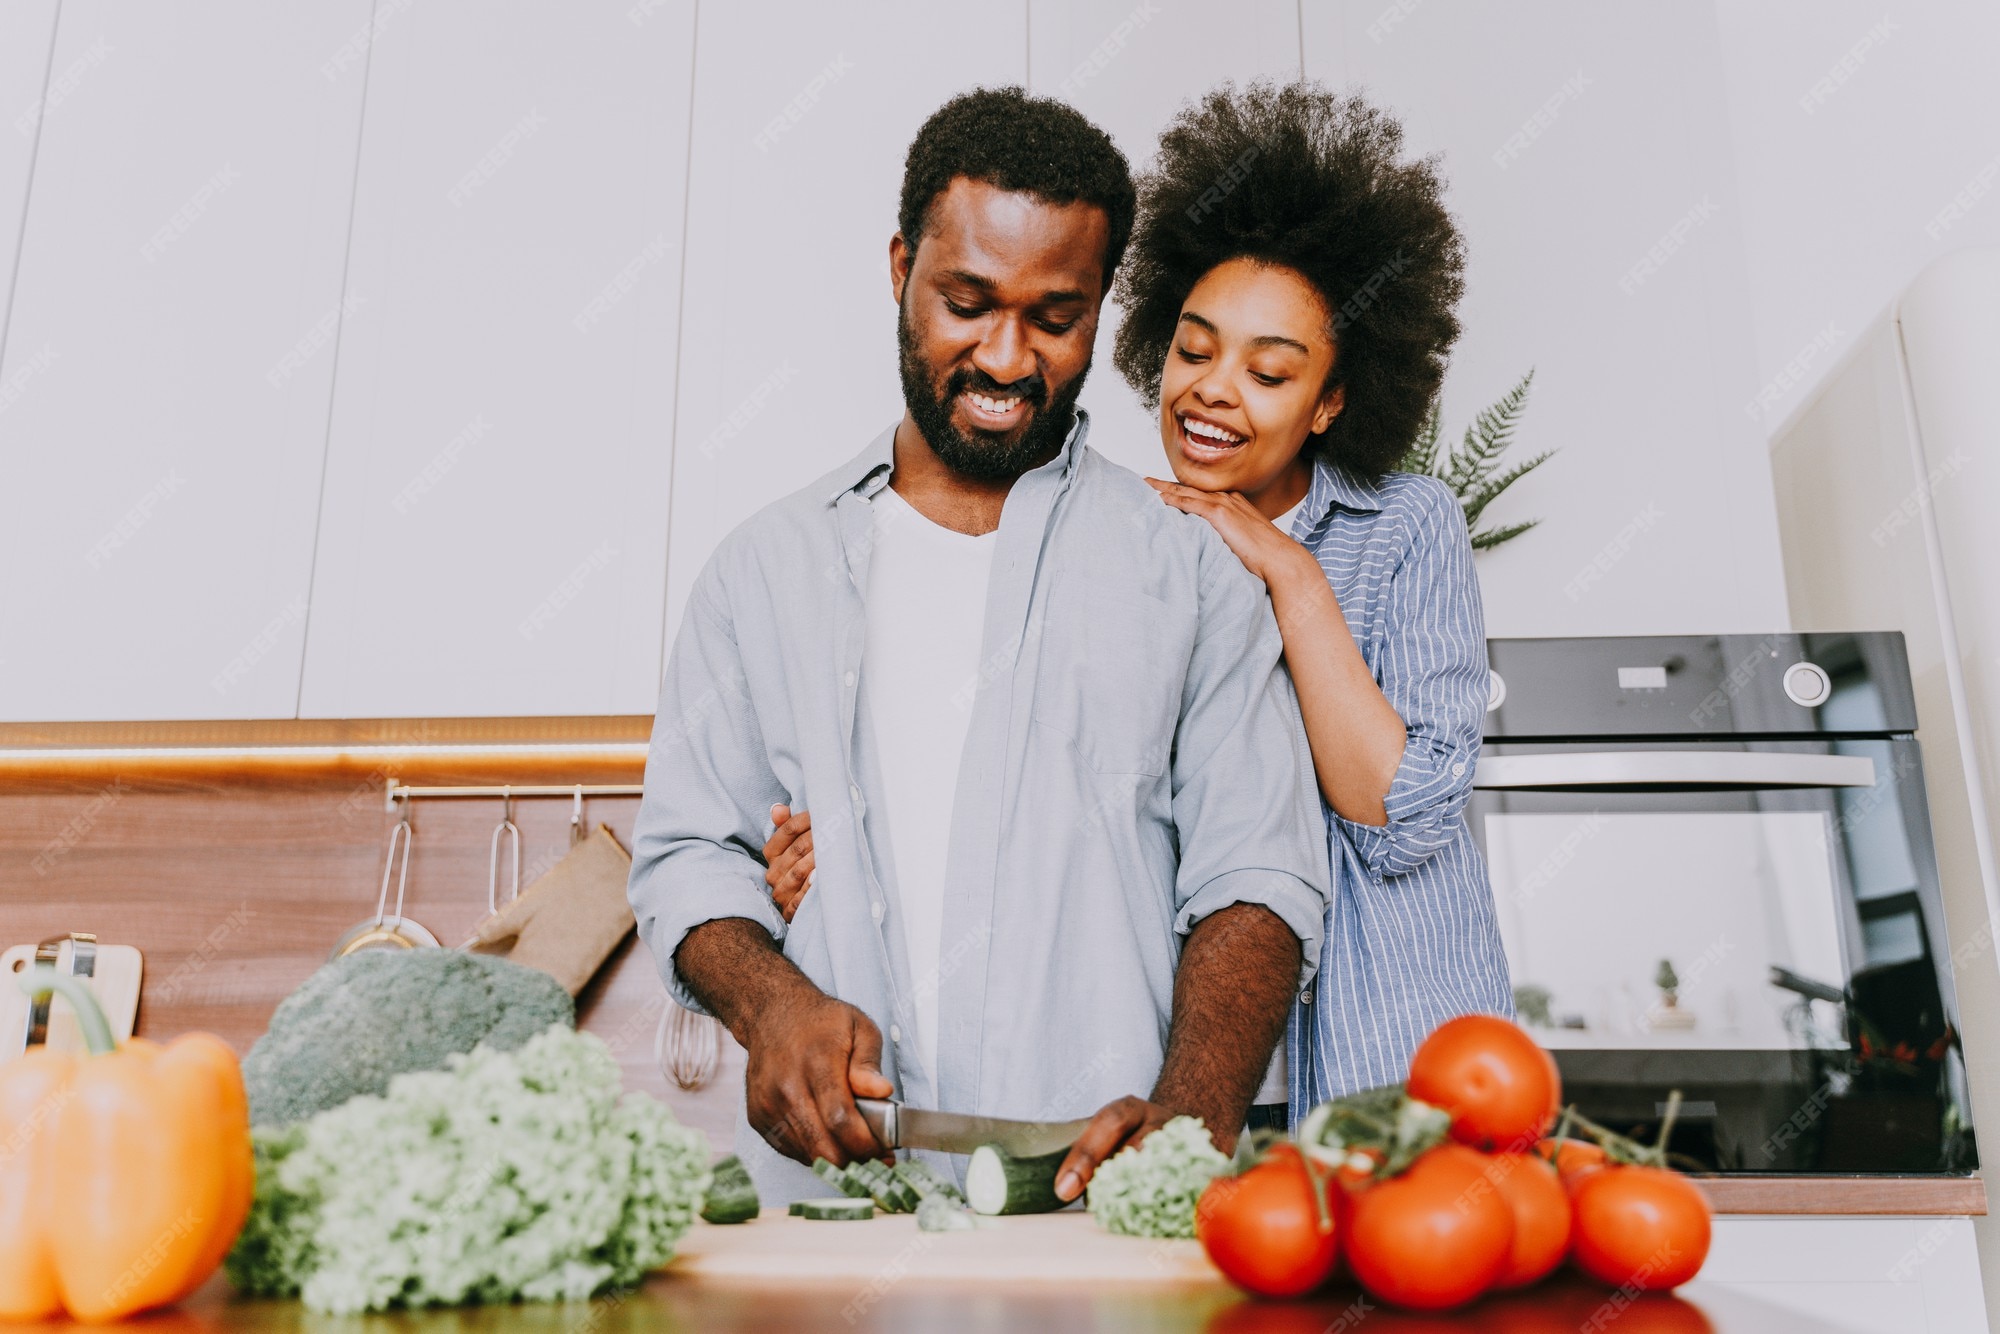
1473,751,1877,790
856,1097,898,1149
23,933,97,1049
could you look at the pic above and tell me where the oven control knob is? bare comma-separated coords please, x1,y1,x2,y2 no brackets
1486,669,1507,712
1783,661,1832,708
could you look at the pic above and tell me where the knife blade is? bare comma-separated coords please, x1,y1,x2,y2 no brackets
855,1098,1091,1158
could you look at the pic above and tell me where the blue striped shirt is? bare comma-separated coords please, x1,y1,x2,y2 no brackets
1283,457,1515,1113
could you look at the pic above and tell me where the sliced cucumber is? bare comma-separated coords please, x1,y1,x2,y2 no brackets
915,1193,980,1232
814,1157,874,1200
965,1144,1069,1216
700,1154,761,1224
894,1159,966,1204
788,1200,809,1216
851,1160,916,1212
798,1197,876,1221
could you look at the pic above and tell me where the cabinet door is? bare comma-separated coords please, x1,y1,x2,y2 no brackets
661,0,1027,639
0,1,370,721
298,0,698,718
0,0,59,330
1028,0,1302,481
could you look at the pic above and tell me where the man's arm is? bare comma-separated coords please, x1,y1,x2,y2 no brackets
676,918,891,1166
628,566,888,1167
1053,902,1298,1200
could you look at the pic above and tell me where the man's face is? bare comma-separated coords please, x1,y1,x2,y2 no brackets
891,177,1111,482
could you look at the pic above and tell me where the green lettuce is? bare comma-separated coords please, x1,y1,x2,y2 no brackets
227,1024,712,1314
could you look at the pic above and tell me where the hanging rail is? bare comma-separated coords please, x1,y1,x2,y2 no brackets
384,781,646,812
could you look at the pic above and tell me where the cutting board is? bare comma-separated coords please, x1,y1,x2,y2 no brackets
0,942,143,1062
669,1208,1228,1287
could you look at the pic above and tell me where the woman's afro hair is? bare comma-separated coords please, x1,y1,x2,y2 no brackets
1113,83,1465,479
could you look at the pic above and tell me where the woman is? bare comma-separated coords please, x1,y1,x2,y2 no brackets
762,82,1513,1127
1115,82,1512,1125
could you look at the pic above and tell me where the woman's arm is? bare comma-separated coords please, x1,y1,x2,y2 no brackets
1146,479,1405,824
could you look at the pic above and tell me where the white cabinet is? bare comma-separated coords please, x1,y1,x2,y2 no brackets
0,0,59,329
0,0,370,720
296,0,697,719
660,0,1027,639
1027,0,1302,482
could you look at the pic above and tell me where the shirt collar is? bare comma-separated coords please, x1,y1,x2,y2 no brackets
823,409,1091,505
1297,454,1386,528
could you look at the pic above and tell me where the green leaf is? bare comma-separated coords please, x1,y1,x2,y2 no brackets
1397,370,1546,556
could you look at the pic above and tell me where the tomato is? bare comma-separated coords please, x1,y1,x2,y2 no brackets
1406,1015,1559,1151
1196,1145,1339,1299
1342,1144,1514,1311
1569,1166,1712,1291
1537,1137,1607,1189
1486,1151,1573,1288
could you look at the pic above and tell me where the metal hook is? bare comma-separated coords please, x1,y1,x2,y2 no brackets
570,784,585,847
377,799,414,928
488,786,521,913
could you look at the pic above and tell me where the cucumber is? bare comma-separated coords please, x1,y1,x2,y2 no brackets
788,1200,809,1216
797,1197,876,1221
964,1144,1069,1215
700,1154,761,1224
813,1157,874,1200
851,1160,916,1212
915,1193,980,1232
894,1159,966,1204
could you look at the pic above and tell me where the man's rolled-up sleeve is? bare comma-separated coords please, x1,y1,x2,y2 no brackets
626,568,788,1014
1169,531,1332,989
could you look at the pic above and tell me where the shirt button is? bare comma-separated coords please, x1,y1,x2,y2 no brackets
1450,761,1466,777
843,671,856,688
890,1025,903,1044
870,900,884,923
1300,987,1314,1006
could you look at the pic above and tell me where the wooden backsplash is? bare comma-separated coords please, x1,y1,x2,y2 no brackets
0,769,747,1152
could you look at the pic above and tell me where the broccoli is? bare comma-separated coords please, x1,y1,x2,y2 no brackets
241,948,574,1127
226,1024,713,1313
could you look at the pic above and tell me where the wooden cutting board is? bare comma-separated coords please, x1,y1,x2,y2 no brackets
668,1209,1228,1287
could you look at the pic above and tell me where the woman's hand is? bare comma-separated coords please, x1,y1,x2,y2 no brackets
1145,477,1319,591
763,804,815,923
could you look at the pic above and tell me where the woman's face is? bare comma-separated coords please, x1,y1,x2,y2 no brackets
1158,257,1343,509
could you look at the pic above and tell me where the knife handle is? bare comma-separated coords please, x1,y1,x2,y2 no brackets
855,1097,898,1150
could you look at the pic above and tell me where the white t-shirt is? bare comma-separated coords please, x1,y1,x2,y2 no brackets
1255,488,1310,1107
860,484,997,1081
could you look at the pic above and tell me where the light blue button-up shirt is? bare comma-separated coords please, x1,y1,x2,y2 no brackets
628,412,1330,1203
1282,458,1515,1111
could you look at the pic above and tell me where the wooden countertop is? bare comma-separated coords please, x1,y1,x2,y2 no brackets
17,1205,1970,1333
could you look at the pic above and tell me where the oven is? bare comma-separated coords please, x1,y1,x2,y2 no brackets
1474,632,1975,1175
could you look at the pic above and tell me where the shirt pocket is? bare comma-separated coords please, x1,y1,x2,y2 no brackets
1031,580,1198,777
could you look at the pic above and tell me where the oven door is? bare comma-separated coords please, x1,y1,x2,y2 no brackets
1469,737,1975,1174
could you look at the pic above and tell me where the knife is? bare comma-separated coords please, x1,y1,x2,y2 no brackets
855,1098,1092,1158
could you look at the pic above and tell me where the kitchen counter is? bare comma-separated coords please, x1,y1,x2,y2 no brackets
16,1210,1958,1333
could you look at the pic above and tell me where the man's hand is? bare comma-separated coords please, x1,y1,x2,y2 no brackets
1052,1095,1177,1202
763,804,816,923
675,917,891,1167
742,989,895,1168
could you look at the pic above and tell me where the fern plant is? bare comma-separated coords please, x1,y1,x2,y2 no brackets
1400,370,1550,552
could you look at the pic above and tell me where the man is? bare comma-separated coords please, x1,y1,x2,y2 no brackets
627,87,1329,1205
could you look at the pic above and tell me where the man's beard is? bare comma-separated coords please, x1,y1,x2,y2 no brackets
897,300,1089,483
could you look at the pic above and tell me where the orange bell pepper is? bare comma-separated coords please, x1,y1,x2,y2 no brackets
0,967,251,1323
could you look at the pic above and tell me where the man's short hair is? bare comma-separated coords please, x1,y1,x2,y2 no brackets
899,87,1136,287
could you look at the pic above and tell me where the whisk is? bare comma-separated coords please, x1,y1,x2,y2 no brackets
655,997,721,1091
